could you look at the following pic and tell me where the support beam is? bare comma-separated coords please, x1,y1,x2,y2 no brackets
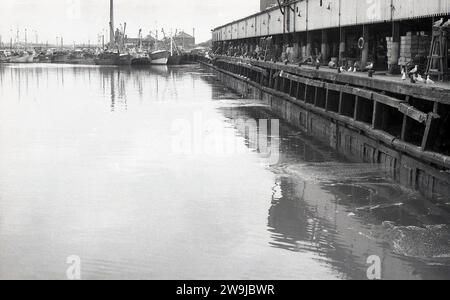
388,22,401,74
354,96,360,120
292,34,301,62
338,91,344,114
339,27,346,63
372,101,379,129
321,30,330,64
401,96,411,141
361,25,369,68
421,113,441,151
306,32,312,60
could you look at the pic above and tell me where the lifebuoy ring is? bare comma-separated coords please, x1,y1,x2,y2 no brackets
358,37,365,50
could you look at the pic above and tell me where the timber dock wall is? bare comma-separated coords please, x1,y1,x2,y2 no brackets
199,56,450,201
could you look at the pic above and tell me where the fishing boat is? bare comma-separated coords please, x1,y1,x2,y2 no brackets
10,51,35,63
94,1,131,66
167,32,185,65
131,29,152,65
94,52,119,65
150,50,170,65
0,51,10,63
67,50,96,65
51,51,69,63
94,52,132,66
35,53,50,63
116,53,132,66
131,52,151,65
168,54,184,65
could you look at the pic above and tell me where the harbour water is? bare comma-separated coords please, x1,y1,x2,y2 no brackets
0,64,449,280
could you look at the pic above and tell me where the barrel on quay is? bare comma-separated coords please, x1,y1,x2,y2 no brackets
206,0,450,200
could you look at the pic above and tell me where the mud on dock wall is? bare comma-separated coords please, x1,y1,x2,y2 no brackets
202,60,450,201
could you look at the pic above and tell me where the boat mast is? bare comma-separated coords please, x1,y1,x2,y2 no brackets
138,29,142,52
122,22,127,52
109,0,115,48
170,29,173,56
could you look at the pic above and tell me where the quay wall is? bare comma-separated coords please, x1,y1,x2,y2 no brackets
199,57,450,201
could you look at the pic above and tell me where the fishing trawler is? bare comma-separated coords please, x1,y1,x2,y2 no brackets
51,51,69,63
67,50,96,65
166,31,186,65
35,51,52,63
131,52,151,65
94,52,120,65
130,29,152,65
150,50,170,65
0,51,10,63
93,1,132,66
10,51,35,63
116,53,133,65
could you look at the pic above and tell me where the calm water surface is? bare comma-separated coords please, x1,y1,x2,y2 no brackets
0,64,449,280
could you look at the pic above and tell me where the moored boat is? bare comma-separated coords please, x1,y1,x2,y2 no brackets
0,51,10,63
150,50,170,65
116,53,132,66
51,51,69,64
10,52,35,63
94,52,132,66
94,52,120,65
67,51,96,65
131,52,151,65
168,54,184,65
35,52,52,63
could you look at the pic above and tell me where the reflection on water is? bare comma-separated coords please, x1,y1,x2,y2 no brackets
0,64,449,280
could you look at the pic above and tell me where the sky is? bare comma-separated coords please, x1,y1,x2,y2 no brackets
0,0,259,45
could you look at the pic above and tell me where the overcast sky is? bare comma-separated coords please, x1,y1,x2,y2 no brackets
0,0,259,45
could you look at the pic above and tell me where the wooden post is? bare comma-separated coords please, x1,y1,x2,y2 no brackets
314,86,318,106
269,69,273,88
388,22,401,74
338,90,344,114
361,25,369,68
321,29,330,63
304,85,309,102
421,113,440,151
372,101,379,129
306,31,313,59
400,96,411,141
339,27,346,63
354,96,360,120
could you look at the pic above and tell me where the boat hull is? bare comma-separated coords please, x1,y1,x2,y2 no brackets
95,53,132,66
167,55,184,65
150,58,168,65
131,57,152,65
10,54,35,63
115,54,132,66
51,55,69,64
150,51,170,65
94,58,117,65
67,58,96,65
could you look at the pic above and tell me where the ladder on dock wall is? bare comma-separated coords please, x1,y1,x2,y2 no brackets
426,28,449,81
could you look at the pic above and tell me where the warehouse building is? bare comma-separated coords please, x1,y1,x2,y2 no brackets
212,0,450,76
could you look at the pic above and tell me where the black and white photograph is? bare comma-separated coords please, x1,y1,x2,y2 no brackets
0,0,450,284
